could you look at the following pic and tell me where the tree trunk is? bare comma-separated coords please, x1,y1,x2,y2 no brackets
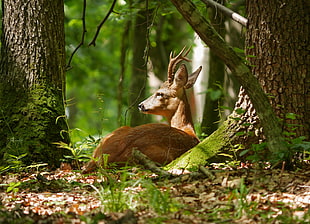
129,9,151,126
201,1,226,135
0,0,69,167
246,0,310,139
118,20,131,126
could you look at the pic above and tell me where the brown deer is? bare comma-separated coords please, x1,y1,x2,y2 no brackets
83,47,202,172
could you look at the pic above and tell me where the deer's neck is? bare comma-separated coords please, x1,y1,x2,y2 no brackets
169,93,197,139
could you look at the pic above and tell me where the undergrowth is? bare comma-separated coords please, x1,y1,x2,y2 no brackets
0,122,309,223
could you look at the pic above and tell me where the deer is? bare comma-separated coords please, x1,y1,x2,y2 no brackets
83,47,202,173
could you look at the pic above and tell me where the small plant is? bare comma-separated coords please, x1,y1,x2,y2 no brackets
144,182,180,214
240,142,267,163
228,178,258,219
0,153,27,174
6,181,21,194
91,169,141,213
282,113,310,165
290,136,310,161
90,169,181,216
56,134,98,169
238,112,310,166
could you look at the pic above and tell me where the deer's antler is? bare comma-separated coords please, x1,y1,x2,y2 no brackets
167,46,191,83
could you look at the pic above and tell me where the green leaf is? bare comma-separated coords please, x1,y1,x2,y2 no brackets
7,182,21,193
285,113,297,120
235,108,245,115
239,149,249,157
233,47,245,53
236,131,246,136
209,89,222,101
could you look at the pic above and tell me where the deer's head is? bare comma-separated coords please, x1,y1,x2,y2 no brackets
139,47,202,122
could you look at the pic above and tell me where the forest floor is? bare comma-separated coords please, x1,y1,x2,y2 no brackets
0,163,309,224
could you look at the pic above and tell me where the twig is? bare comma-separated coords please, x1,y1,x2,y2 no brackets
88,0,117,47
66,0,87,70
169,172,204,183
279,161,286,186
201,0,248,27
143,0,159,63
199,165,215,180
132,149,173,178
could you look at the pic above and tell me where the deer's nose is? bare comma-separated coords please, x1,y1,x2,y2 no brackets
138,103,146,112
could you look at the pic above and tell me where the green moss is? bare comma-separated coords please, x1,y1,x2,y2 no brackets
0,82,69,167
165,118,235,171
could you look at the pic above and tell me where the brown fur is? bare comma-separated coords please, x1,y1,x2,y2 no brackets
83,124,199,172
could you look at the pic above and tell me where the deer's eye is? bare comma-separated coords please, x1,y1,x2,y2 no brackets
156,92,165,98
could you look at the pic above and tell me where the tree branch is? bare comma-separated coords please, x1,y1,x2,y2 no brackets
66,0,87,70
88,0,117,47
201,0,248,27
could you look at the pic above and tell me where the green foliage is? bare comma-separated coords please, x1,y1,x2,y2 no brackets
90,170,138,213
65,0,131,140
228,178,256,219
0,153,27,174
55,131,98,169
238,112,309,166
290,136,310,161
144,182,180,214
91,169,180,214
64,1,194,142
6,181,21,194
241,142,268,163
203,87,223,101
0,152,48,174
277,113,309,164
233,46,256,66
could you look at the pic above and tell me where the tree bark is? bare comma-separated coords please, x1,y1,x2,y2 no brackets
170,0,288,157
0,0,69,167
246,0,310,139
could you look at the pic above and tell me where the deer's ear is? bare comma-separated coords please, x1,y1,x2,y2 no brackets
172,64,188,89
184,66,202,89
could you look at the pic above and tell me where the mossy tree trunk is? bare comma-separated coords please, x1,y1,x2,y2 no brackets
0,0,69,167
